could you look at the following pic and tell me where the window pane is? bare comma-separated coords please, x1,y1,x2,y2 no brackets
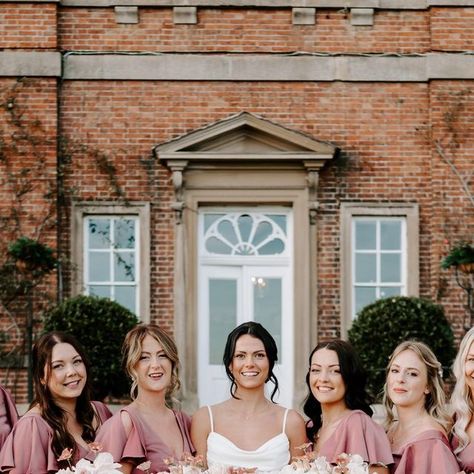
355,287,377,315
238,214,252,242
89,252,110,281
88,219,110,249
205,237,232,255
380,286,401,298
253,221,272,246
204,213,224,233
217,219,238,245
254,278,282,360
381,253,401,282
89,285,111,298
209,279,237,364
114,219,135,249
115,286,136,314
114,252,135,282
355,253,376,283
258,239,285,255
355,221,376,250
268,214,287,234
381,221,401,250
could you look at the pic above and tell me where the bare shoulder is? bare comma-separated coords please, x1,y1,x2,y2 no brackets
191,405,212,429
286,408,305,427
120,408,133,435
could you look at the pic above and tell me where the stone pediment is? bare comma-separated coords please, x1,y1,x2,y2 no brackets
155,112,337,170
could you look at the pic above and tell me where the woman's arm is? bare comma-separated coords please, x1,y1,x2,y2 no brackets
285,410,308,460
190,407,211,465
369,465,389,474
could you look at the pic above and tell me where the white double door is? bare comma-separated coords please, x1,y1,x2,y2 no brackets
197,264,293,407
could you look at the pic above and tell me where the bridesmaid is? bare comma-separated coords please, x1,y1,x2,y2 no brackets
451,327,474,472
96,323,194,473
384,340,459,474
0,331,112,473
0,384,18,449
304,340,392,473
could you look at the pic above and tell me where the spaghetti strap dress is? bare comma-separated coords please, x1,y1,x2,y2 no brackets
206,405,290,473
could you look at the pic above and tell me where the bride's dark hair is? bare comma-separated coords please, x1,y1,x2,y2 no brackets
223,321,279,402
31,331,98,466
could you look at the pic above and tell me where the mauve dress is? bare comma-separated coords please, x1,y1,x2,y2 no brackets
0,400,112,474
391,429,460,474
0,385,18,450
451,435,474,473
96,404,194,473
317,410,394,467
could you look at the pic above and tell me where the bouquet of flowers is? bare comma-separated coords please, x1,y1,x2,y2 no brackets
56,445,122,474
280,451,371,474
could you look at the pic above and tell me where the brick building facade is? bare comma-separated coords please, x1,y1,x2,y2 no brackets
0,0,473,406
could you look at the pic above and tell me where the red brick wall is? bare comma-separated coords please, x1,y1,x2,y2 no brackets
0,3,57,49
1,3,474,400
431,8,474,51
59,8,430,53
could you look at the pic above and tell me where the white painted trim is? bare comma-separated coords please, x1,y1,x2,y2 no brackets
340,203,419,338
71,202,151,322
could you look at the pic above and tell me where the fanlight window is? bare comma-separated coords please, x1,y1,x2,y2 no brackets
202,212,288,256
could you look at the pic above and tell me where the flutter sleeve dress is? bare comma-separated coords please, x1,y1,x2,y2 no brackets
450,435,474,473
96,404,194,473
0,385,18,450
317,410,393,468
391,429,460,474
0,400,112,474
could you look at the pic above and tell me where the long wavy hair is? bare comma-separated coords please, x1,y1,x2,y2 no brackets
31,331,98,466
122,323,181,402
223,321,279,402
383,340,451,433
451,327,474,453
303,340,373,441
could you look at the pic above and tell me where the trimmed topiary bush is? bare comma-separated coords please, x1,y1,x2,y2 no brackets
43,295,139,400
348,296,455,402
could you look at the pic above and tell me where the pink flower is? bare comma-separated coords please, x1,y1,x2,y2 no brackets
88,442,103,453
137,460,152,472
58,448,73,462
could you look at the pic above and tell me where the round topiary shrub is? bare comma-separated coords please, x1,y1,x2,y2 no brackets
43,295,139,400
348,296,455,402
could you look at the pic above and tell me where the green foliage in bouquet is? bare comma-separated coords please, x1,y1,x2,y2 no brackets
43,295,139,400
348,296,455,402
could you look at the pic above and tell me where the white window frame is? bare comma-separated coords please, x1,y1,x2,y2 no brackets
71,202,150,321
340,203,419,336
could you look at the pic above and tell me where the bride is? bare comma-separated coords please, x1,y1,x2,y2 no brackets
191,321,307,472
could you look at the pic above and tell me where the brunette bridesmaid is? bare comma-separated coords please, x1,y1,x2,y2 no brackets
451,327,474,472
0,384,18,450
96,323,194,473
384,340,459,474
304,340,392,473
0,331,112,473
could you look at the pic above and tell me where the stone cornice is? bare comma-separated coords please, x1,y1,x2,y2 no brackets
2,52,474,80
62,52,474,81
0,52,61,77
58,0,474,8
